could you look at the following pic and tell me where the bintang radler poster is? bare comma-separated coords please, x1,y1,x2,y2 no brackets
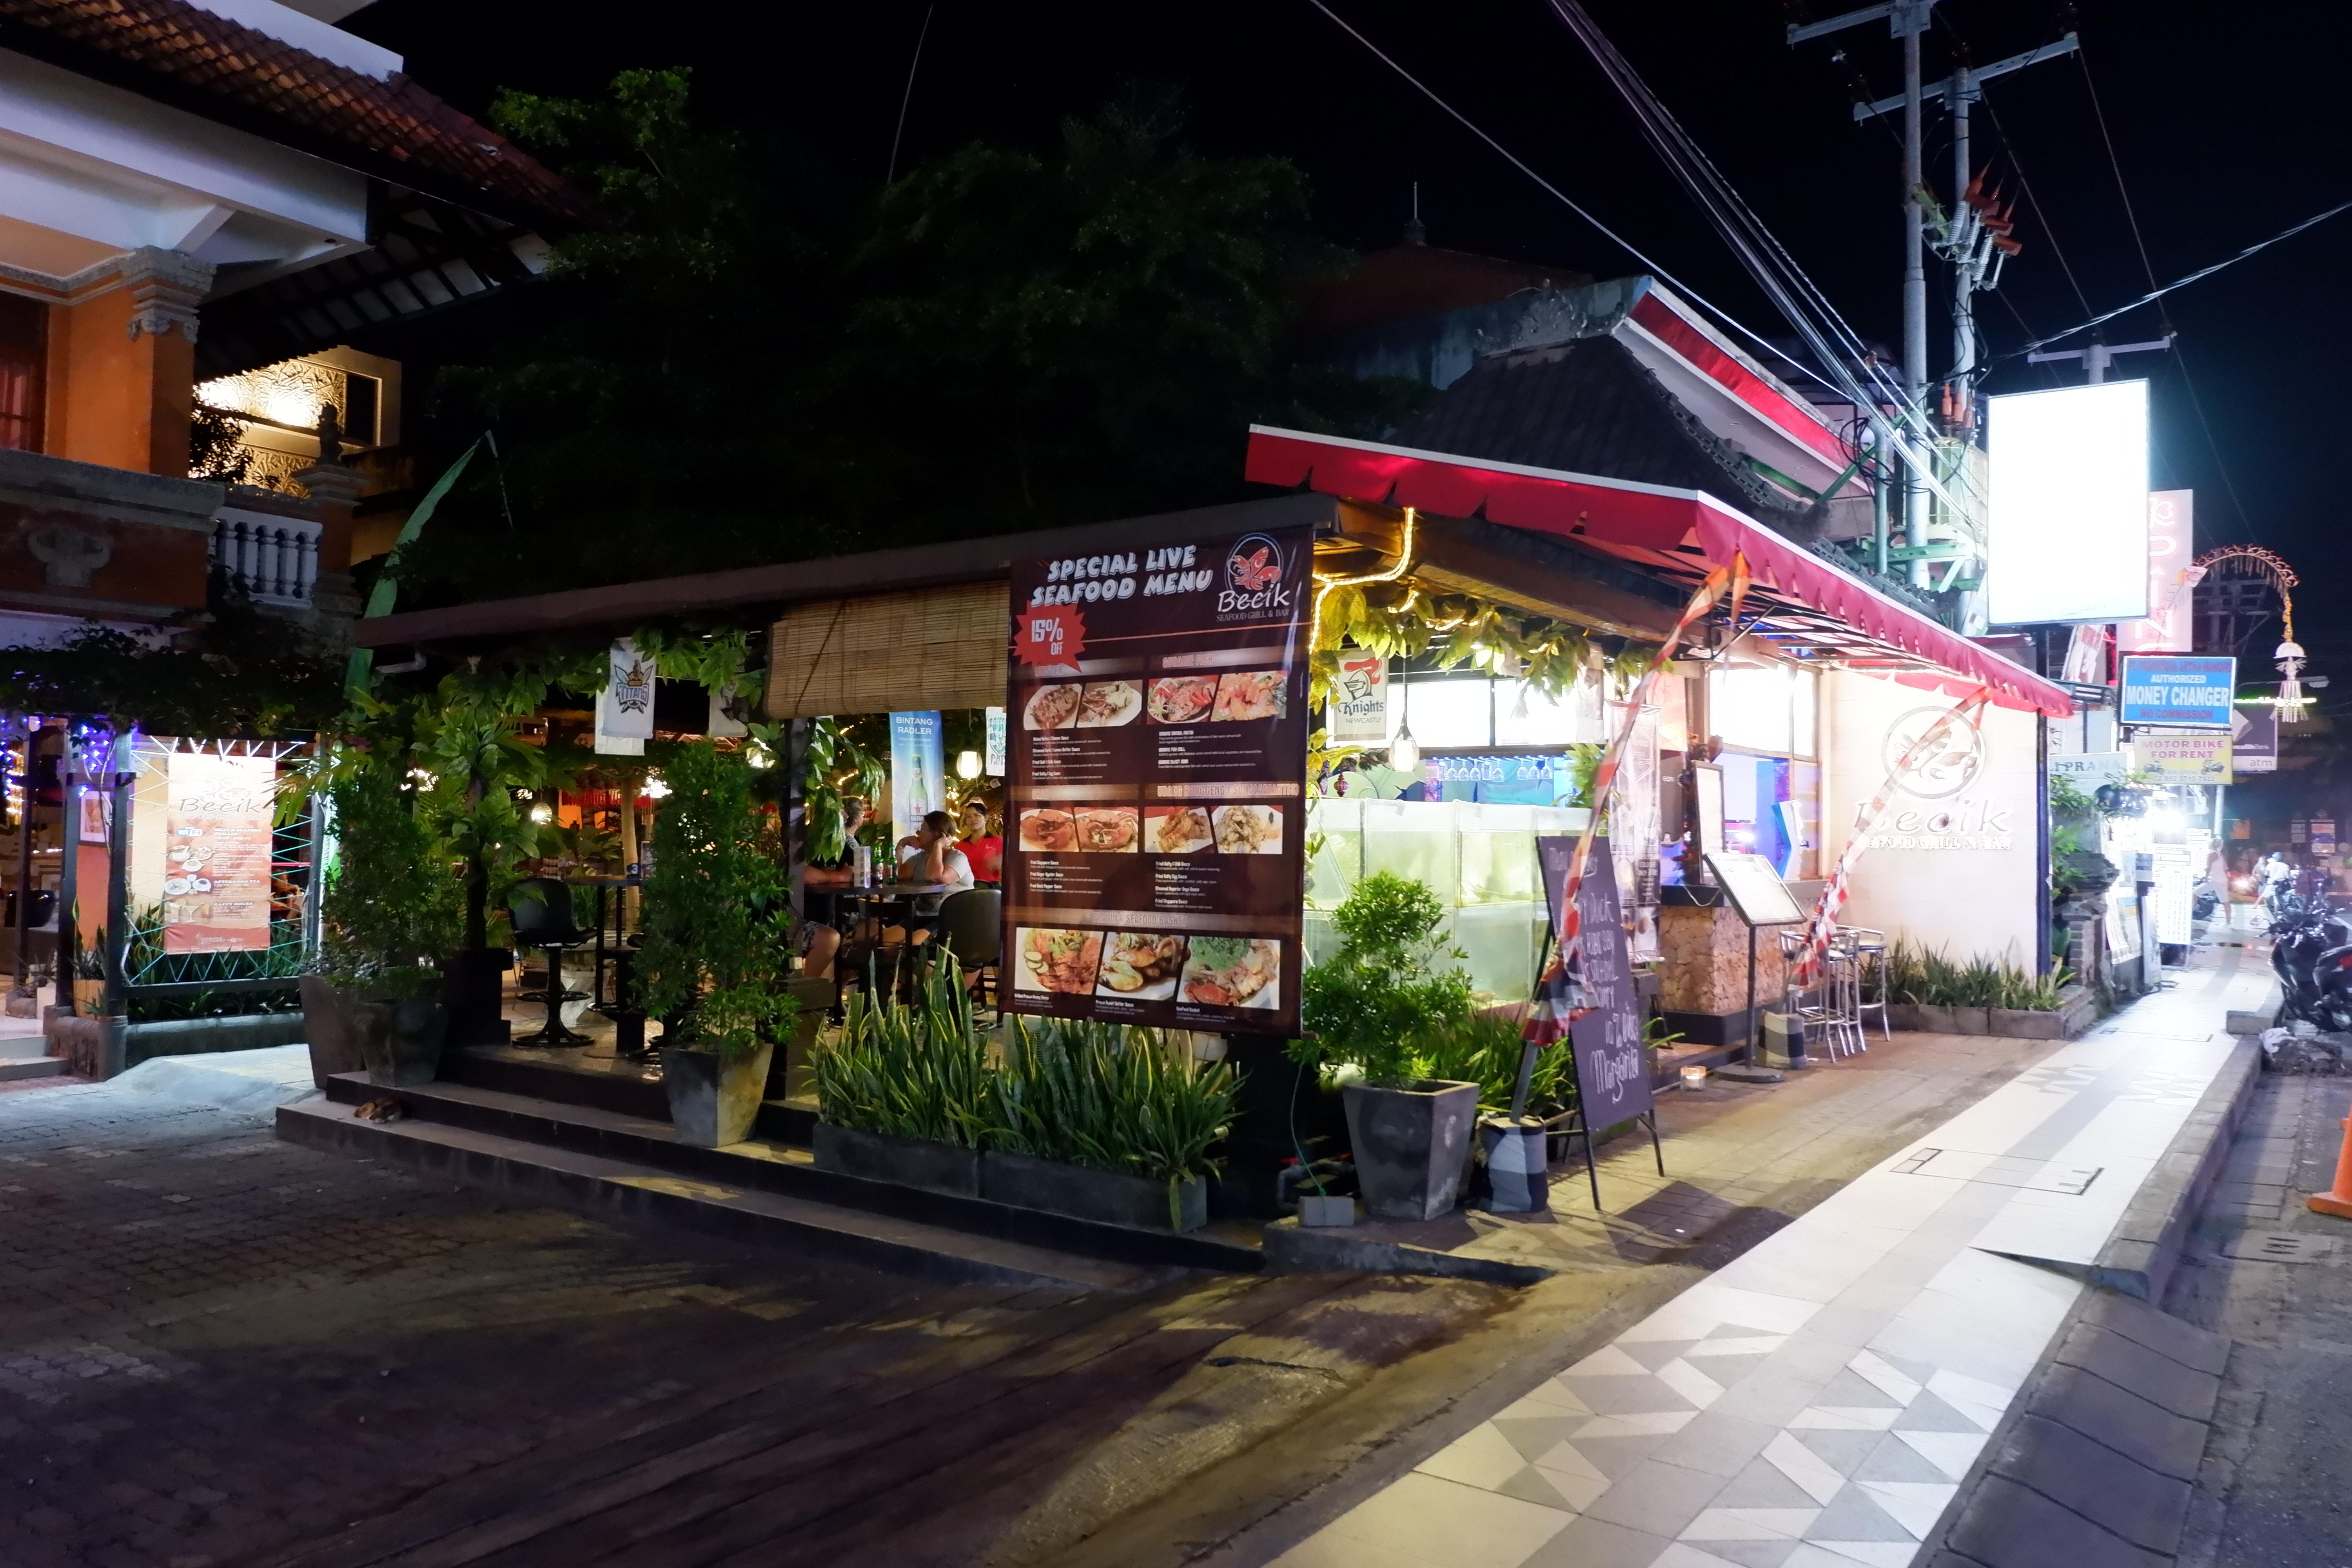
1001,525,1310,1036
163,753,276,954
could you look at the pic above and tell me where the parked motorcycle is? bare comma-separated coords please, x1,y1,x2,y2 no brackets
2271,896,2352,1031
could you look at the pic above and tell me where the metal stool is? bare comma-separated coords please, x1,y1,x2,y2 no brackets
1846,927,1889,1045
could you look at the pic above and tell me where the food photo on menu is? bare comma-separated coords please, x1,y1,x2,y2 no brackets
1146,674,1218,724
1018,807,1076,852
1015,927,1103,994
1179,936,1282,1010
1023,683,1082,730
1143,805,1213,855
1073,806,1139,852
1210,670,1286,722
1075,681,1142,727
1211,804,1282,855
1095,931,1187,998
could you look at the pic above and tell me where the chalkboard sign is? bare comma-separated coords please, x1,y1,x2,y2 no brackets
1538,835,1653,1131
1704,851,1807,926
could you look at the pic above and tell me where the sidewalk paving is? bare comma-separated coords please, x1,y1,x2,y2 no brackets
1246,949,2271,1568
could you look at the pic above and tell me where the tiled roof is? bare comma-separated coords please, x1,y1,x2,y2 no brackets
1387,336,1815,533
0,0,589,226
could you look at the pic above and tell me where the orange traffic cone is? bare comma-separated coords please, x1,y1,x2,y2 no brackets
2308,1112,2352,1219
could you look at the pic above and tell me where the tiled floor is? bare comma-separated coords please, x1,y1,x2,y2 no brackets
1270,951,2273,1568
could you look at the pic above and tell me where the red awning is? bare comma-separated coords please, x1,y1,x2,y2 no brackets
1248,425,2071,718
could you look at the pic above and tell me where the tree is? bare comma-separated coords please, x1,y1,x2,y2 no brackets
388,72,1421,607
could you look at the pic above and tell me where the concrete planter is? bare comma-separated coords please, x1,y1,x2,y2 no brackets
356,995,448,1087
1342,1078,1480,1221
1950,1006,1992,1036
1988,1005,2067,1040
300,976,366,1088
981,1149,1209,1233
812,1122,981,1196
661,1040,775,1148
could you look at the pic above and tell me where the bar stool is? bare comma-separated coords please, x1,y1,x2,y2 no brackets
1844,927,1890,1045
508,877,592,1047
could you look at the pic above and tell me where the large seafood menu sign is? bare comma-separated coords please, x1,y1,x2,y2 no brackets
1002,525,1310,1035
163,752,277,953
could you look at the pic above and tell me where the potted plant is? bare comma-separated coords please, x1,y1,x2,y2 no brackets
809,964,992,1194
1297,872,1479,1220
70,931,107,1017
308,765,463,1088
987,1014,1238,1232
637,741,799,1147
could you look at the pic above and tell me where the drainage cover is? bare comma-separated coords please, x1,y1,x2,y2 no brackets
2221,1230,2340,1264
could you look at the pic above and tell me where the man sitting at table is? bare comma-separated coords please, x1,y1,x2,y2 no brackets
897,809,976,944
798,797,867,983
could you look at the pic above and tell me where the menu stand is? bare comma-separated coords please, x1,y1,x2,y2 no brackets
1702,852,1809,1066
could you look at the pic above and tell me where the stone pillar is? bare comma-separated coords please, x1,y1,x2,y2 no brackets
1659,900,1785,1047
290,461,367,621
48,249,214,477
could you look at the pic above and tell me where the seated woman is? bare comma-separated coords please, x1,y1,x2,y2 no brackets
956,797,1003,888
895,809,975,945
797,797,867,983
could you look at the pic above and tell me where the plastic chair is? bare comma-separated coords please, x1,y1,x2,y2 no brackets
933,888,1003,1011
508,877,592,1047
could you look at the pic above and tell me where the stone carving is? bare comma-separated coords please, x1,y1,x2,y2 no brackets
25,523,113,588
120,248,215,342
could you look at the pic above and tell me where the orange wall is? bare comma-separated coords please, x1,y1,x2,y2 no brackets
42,290,195,477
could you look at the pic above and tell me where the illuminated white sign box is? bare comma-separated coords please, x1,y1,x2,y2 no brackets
1985,381,2150,626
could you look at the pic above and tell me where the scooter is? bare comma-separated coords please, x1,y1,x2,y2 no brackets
2272,898,2352,1029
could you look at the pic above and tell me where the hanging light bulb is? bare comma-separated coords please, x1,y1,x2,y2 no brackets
955,748,982,780
2276,637,2311,724
528,802,554,824
1388,662,1419,771
642,774,671,800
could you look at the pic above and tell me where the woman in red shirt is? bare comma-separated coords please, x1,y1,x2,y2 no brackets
957,798,1003,887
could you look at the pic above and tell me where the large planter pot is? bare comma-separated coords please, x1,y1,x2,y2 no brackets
1950,1005,1993,1036
1341,1078,1480,1221
1882,1002,1927,1033
299,975,367,1089
661,1039,776,1148
1913,1003,1958,1035
71,978,105,1016
355,992,448,1087
1988,1005,2065,1040
812,1122,981,1196
981,1150,1209,1232
439,947,514,1046
766,976,835,1102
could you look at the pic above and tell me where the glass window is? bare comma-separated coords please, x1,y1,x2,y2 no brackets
1711,665,1794,755
1494,677,1581,746
1792,666,1819,759
1389,676,1492,749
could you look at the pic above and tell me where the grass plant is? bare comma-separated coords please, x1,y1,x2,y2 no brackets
811,962,994,1147
1886,938,2073,1011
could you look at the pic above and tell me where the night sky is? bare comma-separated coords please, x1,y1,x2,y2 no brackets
350,0,2348,671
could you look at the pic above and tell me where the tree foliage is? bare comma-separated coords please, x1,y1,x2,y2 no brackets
390,71,1422,605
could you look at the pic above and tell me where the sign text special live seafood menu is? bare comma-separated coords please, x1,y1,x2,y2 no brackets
1001,525,1310,1035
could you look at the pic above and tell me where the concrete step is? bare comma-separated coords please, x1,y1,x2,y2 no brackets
441,1046,817,1145
276,1098,1160,1291
0,1054,66,1082
305,1071,1264,1278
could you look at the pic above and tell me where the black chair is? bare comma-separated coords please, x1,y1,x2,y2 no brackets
933,888,1003,1013
508,877,593,1047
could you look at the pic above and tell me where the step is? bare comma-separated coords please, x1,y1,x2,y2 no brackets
440,1047,817,1145
0,1054,66,1082
276,1098,1153,1292
315,1072,1264,1276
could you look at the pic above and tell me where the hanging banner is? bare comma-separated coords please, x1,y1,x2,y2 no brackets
1612,702,1662,961
2118,491,2197,655
1001,527,1310,1035
1537,835,1651,1130
1327,650,1390,746
889,711,946,847
595,639,655,756
984,705,1008,777
2050,751,2128,790
2132,730,2232,785
163,753,276,953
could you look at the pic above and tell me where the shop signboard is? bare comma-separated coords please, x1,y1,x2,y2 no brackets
888,711,946,846
2049,751,2127,790
2118,491,2196,654
2151,844,2195,945
984,706,1007,777
2120,655,2236,728
1985,381,2149,625
162,752,276,953
1327,651,1389,745
2132,730,2232,785
2231,702,2278,774
2316,819,2339,858
1001,526,1310,1034
1537,834,1651,1131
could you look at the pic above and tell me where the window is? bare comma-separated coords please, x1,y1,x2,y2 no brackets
1711,664,1795,754
1792,666,1819,759
1388,676,1492,749
0,293,44,453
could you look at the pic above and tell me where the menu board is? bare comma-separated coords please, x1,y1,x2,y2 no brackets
163,752,276,953
1704,852,1807,926
1001,525,1310,1035
1537,835,1652,1130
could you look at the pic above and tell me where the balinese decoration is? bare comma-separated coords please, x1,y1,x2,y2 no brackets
2195,544,2307,723
1789,688,1992,989
1522,554,1750,1062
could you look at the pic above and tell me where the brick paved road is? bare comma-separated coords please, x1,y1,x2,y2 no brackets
0,1080,1505,1568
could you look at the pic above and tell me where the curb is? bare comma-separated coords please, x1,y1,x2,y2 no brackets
2087,1038,2262,1301
1920,1287,2229,1568
1260,1216,1552,1286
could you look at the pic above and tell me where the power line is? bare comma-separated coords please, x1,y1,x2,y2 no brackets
1294,0,1847,402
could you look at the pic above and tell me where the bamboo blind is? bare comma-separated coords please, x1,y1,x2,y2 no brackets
764,581,1011,718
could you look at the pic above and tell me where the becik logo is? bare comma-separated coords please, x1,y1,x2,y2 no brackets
1217,533,1292,617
